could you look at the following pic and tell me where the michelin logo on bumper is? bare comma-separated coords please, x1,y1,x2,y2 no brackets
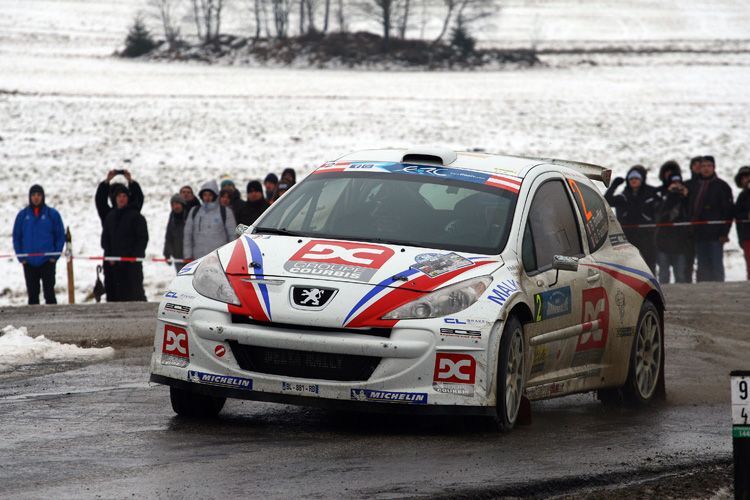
351,389,428,405
188,371,253,391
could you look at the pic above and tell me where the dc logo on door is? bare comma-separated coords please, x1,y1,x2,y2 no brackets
433,353,476,384
577,287,609,352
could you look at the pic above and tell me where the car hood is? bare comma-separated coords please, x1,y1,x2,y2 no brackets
218,234,503,293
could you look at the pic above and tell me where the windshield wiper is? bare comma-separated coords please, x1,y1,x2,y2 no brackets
253,227,305,237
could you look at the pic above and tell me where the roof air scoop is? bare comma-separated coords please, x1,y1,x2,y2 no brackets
401,148,457,166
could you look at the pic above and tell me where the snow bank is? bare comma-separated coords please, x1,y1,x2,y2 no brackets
0,325,115,372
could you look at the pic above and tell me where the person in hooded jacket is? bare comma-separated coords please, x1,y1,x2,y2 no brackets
280,168,296,186
163,194,188,273
687,156,733,282
733,166,750,279
604,165,659,272
237,180,269,226
184,180,237,261
12,185,66,304
219,178,245,221
264,173,278,202
654,161,692,283
101,183,149,301
95,169,145,300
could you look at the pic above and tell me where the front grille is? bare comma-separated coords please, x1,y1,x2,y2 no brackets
228,342,381,381
231,315,391,338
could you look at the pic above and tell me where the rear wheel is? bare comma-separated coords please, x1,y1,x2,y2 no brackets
493,316,526,432
170,386,226,417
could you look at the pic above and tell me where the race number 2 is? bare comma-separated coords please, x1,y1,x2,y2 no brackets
731,372,750,428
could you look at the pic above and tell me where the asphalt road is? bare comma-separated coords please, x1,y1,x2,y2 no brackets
0,282,747,498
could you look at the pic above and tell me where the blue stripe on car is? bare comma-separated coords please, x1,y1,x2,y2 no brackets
244,236,272,320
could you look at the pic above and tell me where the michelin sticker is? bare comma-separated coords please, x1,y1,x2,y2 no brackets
188,371,253,391
350,389,428,405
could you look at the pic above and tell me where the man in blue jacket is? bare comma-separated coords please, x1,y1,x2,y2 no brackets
12,185,66,304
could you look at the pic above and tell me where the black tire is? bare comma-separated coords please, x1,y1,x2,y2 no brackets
598,299,664,406
170,386,226,418
493,316,526,432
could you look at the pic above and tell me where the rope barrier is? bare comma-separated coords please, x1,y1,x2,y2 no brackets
0,252,192,263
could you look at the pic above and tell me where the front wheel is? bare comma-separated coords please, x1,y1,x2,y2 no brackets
622,299,664,404
170,386,226,418
493,316,526,432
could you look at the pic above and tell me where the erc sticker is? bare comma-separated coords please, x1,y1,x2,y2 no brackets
534,286,572,322
411,252,474,278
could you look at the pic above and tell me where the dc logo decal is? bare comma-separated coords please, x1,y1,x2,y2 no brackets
434,353,476,384
302,244,385,266
577,287,609,351
162,324,189,359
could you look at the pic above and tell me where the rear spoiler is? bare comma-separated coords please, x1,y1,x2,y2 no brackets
541,158,612,187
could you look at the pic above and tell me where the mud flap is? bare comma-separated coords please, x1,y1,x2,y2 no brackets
517,395,532,425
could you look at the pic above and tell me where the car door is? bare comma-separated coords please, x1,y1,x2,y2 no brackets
566,176,627,391
517,174,590,391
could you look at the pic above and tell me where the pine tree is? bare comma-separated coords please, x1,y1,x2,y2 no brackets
122,14,157,58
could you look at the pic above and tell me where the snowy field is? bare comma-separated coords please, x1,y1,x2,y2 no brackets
1,0,749,305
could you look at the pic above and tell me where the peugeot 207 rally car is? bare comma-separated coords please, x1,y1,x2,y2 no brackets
150,148,665,431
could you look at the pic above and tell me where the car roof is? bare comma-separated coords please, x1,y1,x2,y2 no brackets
334,148,612,186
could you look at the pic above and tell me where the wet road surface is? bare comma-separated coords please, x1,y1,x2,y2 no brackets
0,282,746,498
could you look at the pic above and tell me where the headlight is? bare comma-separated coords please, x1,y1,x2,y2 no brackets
192,252,240,305
382,276,492,320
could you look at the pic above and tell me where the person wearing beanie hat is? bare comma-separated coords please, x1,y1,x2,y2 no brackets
237,179,269,225
95,168,144,225
733,166,750,279
687,156,733,282
179,185,201,211
654,162,692,283
12,184,66,304
604,164,659,272
281,168,296,185
263,173,278,202
163,194,188,273
100,180,149,302
219,176,245,220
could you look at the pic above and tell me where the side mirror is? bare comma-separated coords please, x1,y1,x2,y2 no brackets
235,224,250,236
552,255,579,272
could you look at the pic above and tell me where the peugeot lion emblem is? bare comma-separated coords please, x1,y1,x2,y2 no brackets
290,286,337,310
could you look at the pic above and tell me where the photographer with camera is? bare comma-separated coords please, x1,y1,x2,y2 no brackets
654,161,692,283
94,167,147,301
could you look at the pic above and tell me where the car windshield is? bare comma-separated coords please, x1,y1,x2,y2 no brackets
255,169,519,254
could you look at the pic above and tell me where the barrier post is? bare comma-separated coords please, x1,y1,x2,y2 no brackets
65,227,75,304
732,370,750,500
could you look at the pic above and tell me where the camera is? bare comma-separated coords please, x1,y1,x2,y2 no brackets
114,169,125,175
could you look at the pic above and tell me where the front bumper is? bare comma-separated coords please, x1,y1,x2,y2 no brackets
151,293,500,414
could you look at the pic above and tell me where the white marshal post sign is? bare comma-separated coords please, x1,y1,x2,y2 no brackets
731,370,750,500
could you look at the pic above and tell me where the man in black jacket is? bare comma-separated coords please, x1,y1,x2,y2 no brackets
655,162,692,283
163,194,188,273
96,172,148,301
734,166,750,279
237,180,269,226
687,156,733,282
604,165,659,272
95,169,146,300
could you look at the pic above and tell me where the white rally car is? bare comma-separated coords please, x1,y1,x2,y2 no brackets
150,148,665,430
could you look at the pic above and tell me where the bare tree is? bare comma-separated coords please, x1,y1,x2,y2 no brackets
299,0,305,34
149,0,183,47
336,0,345,31
433,0,457,43
272,0,290,37
398,0,410,38
322,0,331,32
358,0,400,50
305,0,317,32
191,0,228,43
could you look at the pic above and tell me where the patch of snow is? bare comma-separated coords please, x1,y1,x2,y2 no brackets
0,325,115,372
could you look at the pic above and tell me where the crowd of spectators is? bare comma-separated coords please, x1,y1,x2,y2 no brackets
11,157,750,305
